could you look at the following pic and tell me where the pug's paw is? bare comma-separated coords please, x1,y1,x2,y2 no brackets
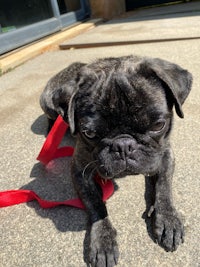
153,208,184,252
89,217,119,267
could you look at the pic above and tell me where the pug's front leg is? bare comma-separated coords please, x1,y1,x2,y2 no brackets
71,160,119,267
149,148,184,252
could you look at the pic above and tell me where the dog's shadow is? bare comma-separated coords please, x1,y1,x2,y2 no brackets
24,115,86,232
21,156,94,265
21,158,88,232
31,114,48,136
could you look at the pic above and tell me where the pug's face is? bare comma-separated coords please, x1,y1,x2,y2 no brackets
57,56,192,179
73,68,172,179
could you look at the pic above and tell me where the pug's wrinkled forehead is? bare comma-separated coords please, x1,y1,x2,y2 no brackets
67,56,192,135
74,67,171,136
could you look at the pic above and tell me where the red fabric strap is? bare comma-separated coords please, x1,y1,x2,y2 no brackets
36,115,74,164
0,115,114,209
0,175,113,209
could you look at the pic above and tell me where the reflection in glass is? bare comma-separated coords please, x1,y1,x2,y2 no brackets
0,0,53,33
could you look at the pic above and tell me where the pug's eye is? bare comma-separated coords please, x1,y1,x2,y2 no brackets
83,130,96,139
150,120,166,132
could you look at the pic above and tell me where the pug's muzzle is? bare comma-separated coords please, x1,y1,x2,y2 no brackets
95,134,161,179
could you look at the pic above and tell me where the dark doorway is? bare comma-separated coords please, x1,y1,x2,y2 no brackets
126,0,183,11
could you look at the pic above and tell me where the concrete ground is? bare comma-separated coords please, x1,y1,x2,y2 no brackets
61,1,200,46
0,2,200,267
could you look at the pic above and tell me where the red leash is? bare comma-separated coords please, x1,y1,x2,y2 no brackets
0,115,114,209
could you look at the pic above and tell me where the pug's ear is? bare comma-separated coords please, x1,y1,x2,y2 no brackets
52,86,72,122
67,67,99,135
142,58,193,118
53,86,78,135
51,62,86,123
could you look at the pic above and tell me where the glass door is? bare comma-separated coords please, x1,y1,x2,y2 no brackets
0,0,89,54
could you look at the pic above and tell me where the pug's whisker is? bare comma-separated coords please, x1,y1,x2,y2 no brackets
82,160,98,179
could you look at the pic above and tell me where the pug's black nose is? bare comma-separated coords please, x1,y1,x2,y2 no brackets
111,138,136,159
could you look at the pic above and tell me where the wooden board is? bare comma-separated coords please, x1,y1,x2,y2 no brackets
0,19,102,74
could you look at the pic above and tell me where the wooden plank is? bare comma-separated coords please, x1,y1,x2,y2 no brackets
59,36,200,50
0,19,102,74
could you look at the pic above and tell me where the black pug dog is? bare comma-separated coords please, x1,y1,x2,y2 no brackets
40,55,192,267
